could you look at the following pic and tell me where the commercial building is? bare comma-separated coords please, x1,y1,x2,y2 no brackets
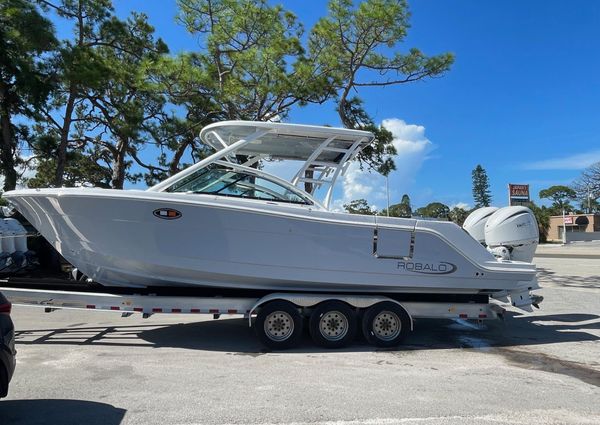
547,213,600,242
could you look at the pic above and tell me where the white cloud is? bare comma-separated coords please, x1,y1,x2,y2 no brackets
330,199,346,213
450,202,471,210
522,150,600,170
337,118,435,209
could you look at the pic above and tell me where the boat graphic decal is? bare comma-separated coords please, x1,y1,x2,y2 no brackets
397,261,457,274
153,208,182,220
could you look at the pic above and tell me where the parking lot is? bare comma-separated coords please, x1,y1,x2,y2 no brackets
1,245,599,425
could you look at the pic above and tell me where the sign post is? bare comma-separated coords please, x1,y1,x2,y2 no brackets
562,209,567,244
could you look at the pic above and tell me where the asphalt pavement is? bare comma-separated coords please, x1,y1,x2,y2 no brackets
1,246,599,425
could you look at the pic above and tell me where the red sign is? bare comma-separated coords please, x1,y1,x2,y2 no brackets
509,184,530,198
563,216,573,224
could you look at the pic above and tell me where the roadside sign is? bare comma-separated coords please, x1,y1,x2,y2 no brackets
508,184,530,206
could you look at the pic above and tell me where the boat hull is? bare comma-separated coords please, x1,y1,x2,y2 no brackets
4,188,538,294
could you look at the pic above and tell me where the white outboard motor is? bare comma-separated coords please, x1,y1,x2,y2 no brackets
0,218,32,273
484,206,539,263
0,219,16,272
463,207,499,245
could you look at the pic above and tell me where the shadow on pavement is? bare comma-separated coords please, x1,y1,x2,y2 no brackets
537,267,600,289
0,399,126,425
13,311,600,354
403,312,600,350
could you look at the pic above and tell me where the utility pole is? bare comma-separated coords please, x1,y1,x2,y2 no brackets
385,175,390,217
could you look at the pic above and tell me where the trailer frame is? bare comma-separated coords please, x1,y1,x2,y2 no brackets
0,281,507,349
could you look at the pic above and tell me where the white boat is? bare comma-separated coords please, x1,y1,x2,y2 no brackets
3,121,540,307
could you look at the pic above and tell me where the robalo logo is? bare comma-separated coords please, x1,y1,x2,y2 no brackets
397,261,457,274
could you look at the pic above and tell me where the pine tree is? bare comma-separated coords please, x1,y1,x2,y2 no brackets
0,0,57,191
472,165,492,208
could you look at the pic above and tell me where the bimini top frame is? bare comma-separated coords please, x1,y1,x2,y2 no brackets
148,121,375,209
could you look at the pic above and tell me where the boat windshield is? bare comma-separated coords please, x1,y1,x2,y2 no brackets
165,164,313,205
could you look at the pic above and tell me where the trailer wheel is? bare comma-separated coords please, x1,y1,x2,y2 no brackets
362,301,410,348
255,300,303,350
309,301,357,349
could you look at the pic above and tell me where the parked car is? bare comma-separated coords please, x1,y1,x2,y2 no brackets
0,292,16,398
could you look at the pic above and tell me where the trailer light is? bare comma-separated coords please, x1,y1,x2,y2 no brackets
171,308,181,313
0,301,12,314
478,314,487,318
459,313,468,318
86,305,95,309
152,308,163,313
110,306,120,310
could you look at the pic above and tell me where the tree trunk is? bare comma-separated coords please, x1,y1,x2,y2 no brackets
0,82,17,192
111,138,127,189
54,86,77,187
337,84,354,129
169,140,189,176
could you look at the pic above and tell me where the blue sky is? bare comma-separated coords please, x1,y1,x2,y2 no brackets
52,1,600,210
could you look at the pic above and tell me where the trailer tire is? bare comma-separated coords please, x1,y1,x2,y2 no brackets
255,300,303,350
309,301,357,349
362,301,410,348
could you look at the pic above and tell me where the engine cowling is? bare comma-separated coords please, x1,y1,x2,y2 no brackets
463,207,499,245
484,206,539,263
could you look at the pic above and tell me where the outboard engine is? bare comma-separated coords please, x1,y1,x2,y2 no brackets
484,206,539,263
0,219,17,272
463,207,499,245
0,217,35,274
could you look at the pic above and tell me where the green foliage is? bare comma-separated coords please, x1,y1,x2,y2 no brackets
141,54,223,184
579,198,599,214
27,133,111,188
309,0,454,174
539,185,577,215
528,201,550,243
415,202,450,219
0,0,57,190
337,97,396,175
344,198,377,215
471,164,491,208
177,0,330,121
35,0,118,187
381,193,412,217
32,1,169,189
4,0,454,192
449,206,470,226
80,12,169,188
